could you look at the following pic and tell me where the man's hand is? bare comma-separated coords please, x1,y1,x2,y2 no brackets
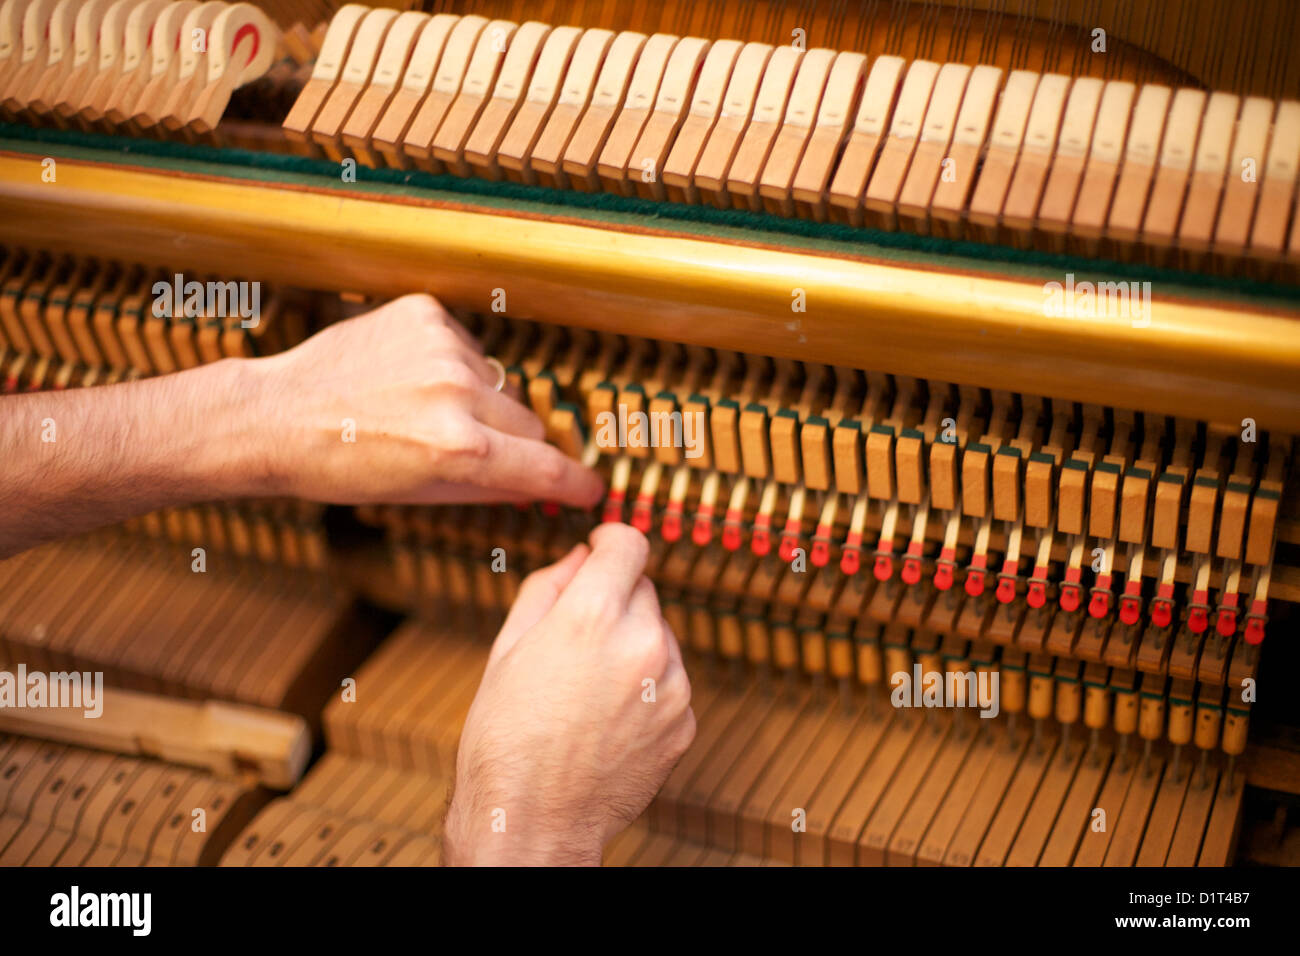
0,293,603,558
443,524,696,866
250,294,603,508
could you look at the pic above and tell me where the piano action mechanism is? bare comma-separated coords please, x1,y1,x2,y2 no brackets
1,0,1299,867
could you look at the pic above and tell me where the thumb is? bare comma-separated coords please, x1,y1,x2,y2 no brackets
488,543,590,664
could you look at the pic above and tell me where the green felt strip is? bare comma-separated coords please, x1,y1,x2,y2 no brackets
5,124,1299,306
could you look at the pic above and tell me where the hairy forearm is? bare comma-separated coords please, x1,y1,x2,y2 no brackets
0,358,278,559
442,792,604,867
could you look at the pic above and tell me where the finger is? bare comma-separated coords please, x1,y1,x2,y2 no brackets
449,344,499,389
557,523,651,616
404,295,495,384
473,387,546,441
470,430,606,508
395,481,534,506
501,377,525,405
661,613,684,670
419,300,484,355
625,576,662,625
489,543,590,663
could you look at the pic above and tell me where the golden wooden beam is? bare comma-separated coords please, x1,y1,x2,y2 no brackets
2,152,1298,430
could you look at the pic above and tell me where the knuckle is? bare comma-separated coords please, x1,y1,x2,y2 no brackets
666,667,692,708
578,592,622,630
428,323,466,351
519,565,563,605
661,615,681,646
386,293,442,330
428,359,481,394
668,709,697,756
535,450,568,485
434,418,490,460
623,625,669,674
397,293,441,321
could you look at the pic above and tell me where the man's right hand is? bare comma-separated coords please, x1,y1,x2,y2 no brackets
247,293,604,508
443,523,696,866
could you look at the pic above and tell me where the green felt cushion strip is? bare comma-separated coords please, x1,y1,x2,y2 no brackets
3,122,1299,307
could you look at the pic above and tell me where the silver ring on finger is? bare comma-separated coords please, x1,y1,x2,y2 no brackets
485,355,506,393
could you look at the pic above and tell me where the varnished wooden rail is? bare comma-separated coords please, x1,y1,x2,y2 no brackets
2,152,1299,431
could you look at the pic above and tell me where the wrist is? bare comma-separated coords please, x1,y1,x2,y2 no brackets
443,793,604,867
171,357,289,500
